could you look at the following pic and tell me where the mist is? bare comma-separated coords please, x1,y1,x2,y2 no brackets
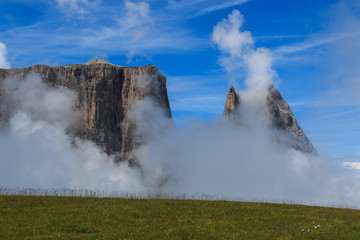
0,42,10,69
1,9,360,208
134,106,350,205
130,9,360,206
1,74,357,206
0,74,145,193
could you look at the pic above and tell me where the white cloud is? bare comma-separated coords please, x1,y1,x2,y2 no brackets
0,42,10,69
342,162,360,170
212,10,253,58
243,48,276,99
212,10,277,105
120,0,153,41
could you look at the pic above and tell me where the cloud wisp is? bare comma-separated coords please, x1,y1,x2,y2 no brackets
212,9,277,106
0,0,251,65
56,0,100,17
0,42,10,69
273,33,357,56
167,0,251,19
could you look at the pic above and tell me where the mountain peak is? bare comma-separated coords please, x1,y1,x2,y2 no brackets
223,85,317,155
266,86,317,155
85,57,112,65
223,86,240,119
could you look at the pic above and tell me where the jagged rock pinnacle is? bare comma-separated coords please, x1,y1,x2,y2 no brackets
223,86,240,119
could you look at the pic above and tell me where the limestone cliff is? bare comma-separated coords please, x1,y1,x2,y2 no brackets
223,86,317,155
0,58,172,162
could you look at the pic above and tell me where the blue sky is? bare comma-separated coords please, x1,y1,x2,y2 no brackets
0,0,360,159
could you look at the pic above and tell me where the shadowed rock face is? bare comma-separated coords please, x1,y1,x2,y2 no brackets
223,86,317,155
0,59,172,162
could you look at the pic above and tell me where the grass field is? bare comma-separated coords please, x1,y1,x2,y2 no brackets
1,195,360,239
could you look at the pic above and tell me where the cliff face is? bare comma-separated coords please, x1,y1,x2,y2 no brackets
223,86,317,155
0,59,172,162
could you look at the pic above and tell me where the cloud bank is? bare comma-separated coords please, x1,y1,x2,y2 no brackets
1,73,358,206
1,9,360,209
0,74,145,192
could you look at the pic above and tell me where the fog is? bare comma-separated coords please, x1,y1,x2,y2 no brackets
0,74,145,193
1,74,358,206
130,93,360,206
1,10,360,208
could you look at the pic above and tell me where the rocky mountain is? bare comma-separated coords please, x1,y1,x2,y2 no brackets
223,86,317,155
0,58,317,163
0,58,172,162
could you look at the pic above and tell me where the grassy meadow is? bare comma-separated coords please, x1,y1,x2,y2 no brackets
1,194,360,239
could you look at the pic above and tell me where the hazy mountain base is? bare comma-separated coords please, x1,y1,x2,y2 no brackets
0,73,359,207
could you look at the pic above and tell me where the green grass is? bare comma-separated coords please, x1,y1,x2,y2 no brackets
1,195,360,239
